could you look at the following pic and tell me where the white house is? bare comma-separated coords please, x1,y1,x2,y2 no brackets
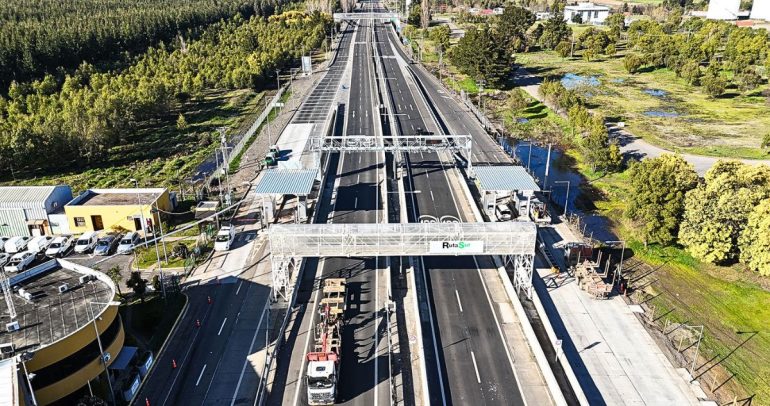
563,2,611,25
706,0,740,20
750,0,770,21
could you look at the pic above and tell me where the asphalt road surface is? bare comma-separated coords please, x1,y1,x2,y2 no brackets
268,7,389,405
375,19,526,406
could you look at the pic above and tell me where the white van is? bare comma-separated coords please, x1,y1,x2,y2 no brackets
4,236,31,254
74,231,99,254
117,232,141,255
495,204,513,222
214,225,236,251
28,236,54,254
45,236,74,257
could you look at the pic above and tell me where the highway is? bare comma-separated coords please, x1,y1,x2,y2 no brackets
269,4,390,404
135,196,273,406
375,19,527,405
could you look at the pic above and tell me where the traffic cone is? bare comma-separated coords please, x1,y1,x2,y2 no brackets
172,359,177,369
195,319,201,328
207,296,212,304
146,398,150,406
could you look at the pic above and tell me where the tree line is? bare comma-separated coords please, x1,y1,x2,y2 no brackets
621,17,769,97
0,10,331,174
628,156,770,276
444,2,571,86
0,0,292,88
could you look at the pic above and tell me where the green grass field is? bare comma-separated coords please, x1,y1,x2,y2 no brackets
516,51,770,160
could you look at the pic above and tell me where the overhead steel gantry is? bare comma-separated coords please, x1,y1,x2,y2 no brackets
269,222,536,300
308,134,474,174
333,12,399,21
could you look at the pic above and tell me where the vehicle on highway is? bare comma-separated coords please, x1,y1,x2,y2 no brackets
45,236,74,258
4,251,36,272
0,253,9,268
306,278,346,405
28,236,54,255
4,236,31,254
94,235,120,256
74,231,99,254
117,232,141,255
214,225,235,251
495,204,513,221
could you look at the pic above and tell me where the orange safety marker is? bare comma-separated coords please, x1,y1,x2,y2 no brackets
207,296,212,304
195,319,201,328
172,359,177,369
146,398,150,406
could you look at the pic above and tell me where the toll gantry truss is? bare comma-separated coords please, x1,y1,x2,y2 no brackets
333,12,400,21
269,222,537,300
308,134,474,174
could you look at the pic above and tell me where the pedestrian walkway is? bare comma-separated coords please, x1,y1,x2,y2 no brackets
536,225,707,406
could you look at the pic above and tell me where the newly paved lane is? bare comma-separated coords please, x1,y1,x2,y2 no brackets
375,20,526,405
269,8,389,405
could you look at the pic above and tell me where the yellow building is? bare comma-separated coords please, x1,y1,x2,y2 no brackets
64,188,172,235
1,259,123,405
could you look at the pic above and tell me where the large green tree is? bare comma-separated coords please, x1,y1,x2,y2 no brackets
494,6,535,54
738,200,770,276
449,25,513,86
538,1,570,50
679,161,770,263
627,155,698,246
581,115,622,172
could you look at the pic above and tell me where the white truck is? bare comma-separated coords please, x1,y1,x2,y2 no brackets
306,278,346,405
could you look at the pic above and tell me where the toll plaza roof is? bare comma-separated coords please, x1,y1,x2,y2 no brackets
474,166,540,192
108,346,138,371
253,169,318,196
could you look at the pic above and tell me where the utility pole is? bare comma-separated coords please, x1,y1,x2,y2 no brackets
543,143,552,189
217,127,231,205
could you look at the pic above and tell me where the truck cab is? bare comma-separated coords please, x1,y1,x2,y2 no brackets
306,358,338,405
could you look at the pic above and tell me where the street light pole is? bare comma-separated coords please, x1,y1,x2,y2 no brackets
87,301,120,406
605,240,626,292
554,180,570,217
131,179,148,245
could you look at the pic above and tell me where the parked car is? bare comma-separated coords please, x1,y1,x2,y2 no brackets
214,225,236,251
45,236,74,257
495,204,512,222
94,235,120,256
4,236,31,254
74,231,99,254
117,232,141,255
0,253,9,268
28,236,54,254
4,251,36,272
0,237,9,253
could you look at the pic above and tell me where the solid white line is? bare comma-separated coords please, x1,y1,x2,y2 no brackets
470,351,481,384
217,317,228,336
455,290,463,312
235,281,243,295
355,197,359,208
196,364,207,386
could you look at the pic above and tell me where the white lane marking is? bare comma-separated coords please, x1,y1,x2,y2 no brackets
357,174,361,183
235,281,243,295
217,318,228,336
196,364,208,386
230,295,271,406
455,290,463,312
410,103,414,111
430,190,434,201
355,197,359,208
470,351,481,384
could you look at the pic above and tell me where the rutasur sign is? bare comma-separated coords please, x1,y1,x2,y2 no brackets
429,241,485,254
